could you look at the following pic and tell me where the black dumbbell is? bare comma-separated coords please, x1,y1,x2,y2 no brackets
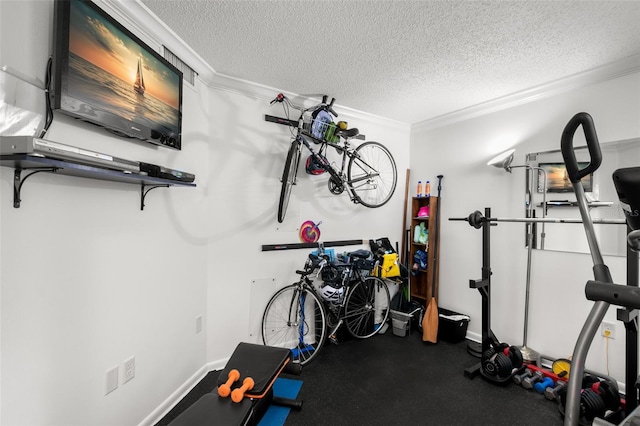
513,368,532,385
545,380,567,401
590,379,621,412
522,370,545,390
507,346,524,369
482,347,513,377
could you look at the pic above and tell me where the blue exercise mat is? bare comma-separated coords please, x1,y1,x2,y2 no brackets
257,378,303,426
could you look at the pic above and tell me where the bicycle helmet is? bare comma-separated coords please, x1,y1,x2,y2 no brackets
305,155,325,175
320,284,344,303
321,264,341,284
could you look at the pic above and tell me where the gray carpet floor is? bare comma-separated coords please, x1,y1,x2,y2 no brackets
283,329,564,425
157,327,571,425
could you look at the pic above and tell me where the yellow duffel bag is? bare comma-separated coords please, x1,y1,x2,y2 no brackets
375,252,401,278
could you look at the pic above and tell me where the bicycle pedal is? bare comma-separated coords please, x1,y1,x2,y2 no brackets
329,334,339,345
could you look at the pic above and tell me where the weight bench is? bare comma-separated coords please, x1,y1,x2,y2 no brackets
168,342,302,426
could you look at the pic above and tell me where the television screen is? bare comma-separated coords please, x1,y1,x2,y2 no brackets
51,0,183,150
537,162,593,193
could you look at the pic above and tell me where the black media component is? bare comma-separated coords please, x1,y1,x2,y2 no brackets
139,162,195,183
51,0,183,150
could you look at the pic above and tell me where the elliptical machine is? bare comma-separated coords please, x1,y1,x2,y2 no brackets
560,113,640,426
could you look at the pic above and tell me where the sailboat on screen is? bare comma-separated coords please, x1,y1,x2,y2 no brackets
134,57,145,95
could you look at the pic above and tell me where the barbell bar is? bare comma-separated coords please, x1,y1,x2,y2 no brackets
450,210,626,229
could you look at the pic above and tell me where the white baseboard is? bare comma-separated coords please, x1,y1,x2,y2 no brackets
139,358,229,426
465,331,480,343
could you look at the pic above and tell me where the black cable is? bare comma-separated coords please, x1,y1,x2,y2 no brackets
39,57,53,138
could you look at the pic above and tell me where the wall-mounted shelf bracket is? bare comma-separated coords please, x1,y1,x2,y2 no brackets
140,183,170,210
1,154,195,210
13,167,59,208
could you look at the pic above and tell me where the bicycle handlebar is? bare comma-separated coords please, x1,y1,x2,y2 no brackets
307,253,328,272
561,112,602,183
327,97,337,117
270,93,285,105
270,93,338,117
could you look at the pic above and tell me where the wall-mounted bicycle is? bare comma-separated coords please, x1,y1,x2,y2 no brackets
269,94,397,223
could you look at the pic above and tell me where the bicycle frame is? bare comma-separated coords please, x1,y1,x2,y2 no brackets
323,263,384,336
297,132,381,204
290,256,382,339
287,279,318,358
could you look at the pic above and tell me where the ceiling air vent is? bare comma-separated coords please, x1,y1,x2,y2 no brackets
163,47,197,86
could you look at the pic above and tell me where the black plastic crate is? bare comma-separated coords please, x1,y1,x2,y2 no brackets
437,307,470,343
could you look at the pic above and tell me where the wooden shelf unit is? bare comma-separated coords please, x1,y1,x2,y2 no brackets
409,196,440,302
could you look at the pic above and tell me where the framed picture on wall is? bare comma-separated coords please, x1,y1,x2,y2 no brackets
537,162,593,193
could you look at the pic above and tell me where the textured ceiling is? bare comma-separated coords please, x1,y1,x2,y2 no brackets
140,0,640,124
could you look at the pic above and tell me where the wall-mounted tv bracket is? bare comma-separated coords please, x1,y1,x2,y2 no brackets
13,166,60,208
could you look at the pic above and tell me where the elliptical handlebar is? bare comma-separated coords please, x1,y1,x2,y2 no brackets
561,112,602,183
561,112,612,426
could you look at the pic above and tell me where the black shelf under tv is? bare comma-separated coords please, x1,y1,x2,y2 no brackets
0,154,195,210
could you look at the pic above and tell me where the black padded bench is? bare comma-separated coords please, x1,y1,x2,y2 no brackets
169,342,302,426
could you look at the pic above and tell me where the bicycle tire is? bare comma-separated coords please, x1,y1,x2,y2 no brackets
347,141,397,208
278,139,301,223
262,283,327,366
344,276,391,339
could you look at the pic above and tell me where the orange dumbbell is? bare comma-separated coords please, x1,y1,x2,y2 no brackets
217,369,240,398
231,377,255,403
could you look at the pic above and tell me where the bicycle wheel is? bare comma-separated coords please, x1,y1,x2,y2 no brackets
347,141,397,208
262,283,327,365
278,139,301,223
344,276,391,339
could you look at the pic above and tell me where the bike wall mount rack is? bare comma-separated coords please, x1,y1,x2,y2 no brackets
261,239,367,252
264,115,296,127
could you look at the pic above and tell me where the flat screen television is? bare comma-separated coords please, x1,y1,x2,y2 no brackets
537,162,593,193
50,0,183,150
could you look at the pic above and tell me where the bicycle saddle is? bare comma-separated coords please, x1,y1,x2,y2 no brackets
348,249,372,259
337,128,359,138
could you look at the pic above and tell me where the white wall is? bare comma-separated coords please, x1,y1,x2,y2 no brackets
202,87,409,367
0,1,410,424
1,1,210,424
410,71,640,392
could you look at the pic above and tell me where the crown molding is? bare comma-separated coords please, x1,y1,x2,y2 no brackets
99,1,637,133
413,54,640,132
96,1,408,130
209,72,409,129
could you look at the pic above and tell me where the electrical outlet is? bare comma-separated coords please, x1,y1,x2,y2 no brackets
105,366,119,395
601,321,616,339
123,356,135,384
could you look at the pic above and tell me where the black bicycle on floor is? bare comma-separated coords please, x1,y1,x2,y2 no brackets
269,93,397,223
261,250,391,365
